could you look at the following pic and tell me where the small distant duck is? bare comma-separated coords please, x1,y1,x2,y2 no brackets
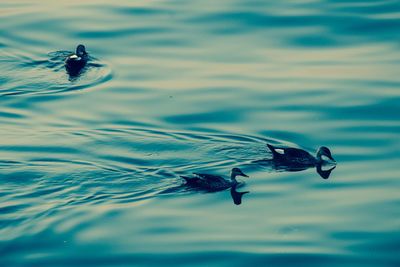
181,167,249,191
267,143,335,167
65,44,88,74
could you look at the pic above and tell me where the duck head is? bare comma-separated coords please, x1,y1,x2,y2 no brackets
230,168,249,180
316,146,335,163
76,44,87,57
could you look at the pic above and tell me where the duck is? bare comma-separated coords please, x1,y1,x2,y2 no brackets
65,44,88,75
267,143,336,167
181,167,249,191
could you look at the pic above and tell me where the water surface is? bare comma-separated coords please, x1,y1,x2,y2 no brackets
1,0,399,266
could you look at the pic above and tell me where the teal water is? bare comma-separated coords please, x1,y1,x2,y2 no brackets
1,1,399,266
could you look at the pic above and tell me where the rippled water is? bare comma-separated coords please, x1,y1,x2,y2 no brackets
1,1,399,266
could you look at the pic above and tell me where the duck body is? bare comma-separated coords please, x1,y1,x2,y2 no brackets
181,173,235,191
181,168,249,191
65,44,88,75
267,144,317,167
267,143,335,167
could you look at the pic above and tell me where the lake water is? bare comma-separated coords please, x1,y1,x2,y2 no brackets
1,1,399,266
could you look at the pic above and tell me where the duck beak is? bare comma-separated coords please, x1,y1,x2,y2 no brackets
328,155,336,163
240,171,249,178
323,152,336,164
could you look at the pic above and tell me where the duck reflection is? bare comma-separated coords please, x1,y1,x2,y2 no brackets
316,164,336,179
66,66,87,81
230,184,249,205
253,158,336,179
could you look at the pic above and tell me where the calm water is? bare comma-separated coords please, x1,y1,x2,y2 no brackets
1,0,399,266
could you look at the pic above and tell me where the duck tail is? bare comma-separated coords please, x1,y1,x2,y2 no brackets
181,176,198,185
267,143,281,158
267,143,276,153
180,176,191,182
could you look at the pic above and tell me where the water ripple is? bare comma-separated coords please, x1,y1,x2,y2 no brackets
0,49,112,96
1,0,399,266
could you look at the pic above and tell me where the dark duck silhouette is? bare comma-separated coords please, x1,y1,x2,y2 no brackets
65,44,88,76
267,144,335,166
265,144,336,179
181,167,249,191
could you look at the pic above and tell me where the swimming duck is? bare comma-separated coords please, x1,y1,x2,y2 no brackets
267,143,335,167
65,44,88,75
181,167,249,191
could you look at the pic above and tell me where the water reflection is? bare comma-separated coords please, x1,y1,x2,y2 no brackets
1,0,399,265
66,64,88,81
230,184,249,205
253,158,336,179
316,164,336,179
160,181,250,205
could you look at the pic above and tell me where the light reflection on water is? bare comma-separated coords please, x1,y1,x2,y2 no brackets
1,0,399,266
